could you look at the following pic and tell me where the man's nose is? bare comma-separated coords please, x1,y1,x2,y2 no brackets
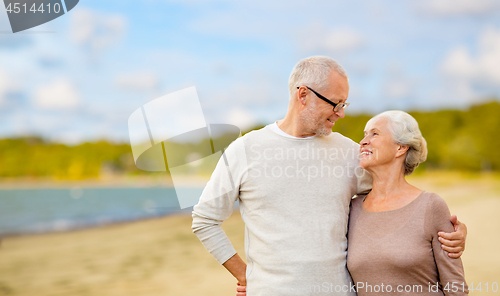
335,108,345,118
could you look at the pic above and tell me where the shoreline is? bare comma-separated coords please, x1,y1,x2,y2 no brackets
1,170,498,239
0,210,194,240
0,175,211,189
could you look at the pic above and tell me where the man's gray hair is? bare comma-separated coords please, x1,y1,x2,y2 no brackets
288,56,348,97
367,110,428,176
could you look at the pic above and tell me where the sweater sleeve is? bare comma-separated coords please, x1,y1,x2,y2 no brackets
355,168,372,195
425,193,469,295
191,137,247,265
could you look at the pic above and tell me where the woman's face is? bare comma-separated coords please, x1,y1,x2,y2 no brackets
359,118,401,171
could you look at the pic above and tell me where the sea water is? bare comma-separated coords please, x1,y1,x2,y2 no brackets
0,187,196,236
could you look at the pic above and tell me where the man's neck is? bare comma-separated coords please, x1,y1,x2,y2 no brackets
277,115,315,138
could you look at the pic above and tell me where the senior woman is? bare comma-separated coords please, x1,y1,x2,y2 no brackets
347,110,468,295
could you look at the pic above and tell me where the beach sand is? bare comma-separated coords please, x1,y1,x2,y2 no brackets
0,213,246,296
0,171,499,296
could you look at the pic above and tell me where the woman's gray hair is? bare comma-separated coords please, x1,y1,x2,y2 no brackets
367,110,428,175
288,56,348,97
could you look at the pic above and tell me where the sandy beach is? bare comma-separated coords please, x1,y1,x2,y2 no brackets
0,213,246,296
0,171,499,296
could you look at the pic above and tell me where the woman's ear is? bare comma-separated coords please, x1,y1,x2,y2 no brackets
396,145,409,158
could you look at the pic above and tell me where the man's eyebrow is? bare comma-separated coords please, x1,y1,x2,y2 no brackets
332,96,346,104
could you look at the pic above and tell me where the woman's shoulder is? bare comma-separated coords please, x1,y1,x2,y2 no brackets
421,191,453,233
349,195,366,221
421,191,450,213
351,194,366,208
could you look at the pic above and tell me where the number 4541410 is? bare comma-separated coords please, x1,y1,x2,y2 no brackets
468,282,499,293
5,2,62,14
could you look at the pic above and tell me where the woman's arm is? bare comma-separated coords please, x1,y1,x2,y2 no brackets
426,194,469,295
438,215,467,258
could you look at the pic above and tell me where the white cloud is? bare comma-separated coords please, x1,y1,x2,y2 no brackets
324,28,365,52
384,81,413,99
426,82,479,108
28,113,68,132
441,47,475,79
417,0,500,16
441,27,500,86
187,1,340,41
158,0,232,4
0,69,18,105
382,64,416,100
0,33,33,49
115,72,160,91
299,24,365,53
226,108,257,130
70,8,127,54
436,27,500,105
50,131,90,145
34,79,80,109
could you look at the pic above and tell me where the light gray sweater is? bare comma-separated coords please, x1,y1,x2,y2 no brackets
192,124,372,296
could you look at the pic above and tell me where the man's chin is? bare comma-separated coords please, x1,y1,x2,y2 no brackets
315,128,333,137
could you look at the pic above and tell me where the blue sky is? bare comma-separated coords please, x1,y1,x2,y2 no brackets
1,0,500,144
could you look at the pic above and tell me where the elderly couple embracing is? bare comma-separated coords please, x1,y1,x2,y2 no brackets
192,56,468,296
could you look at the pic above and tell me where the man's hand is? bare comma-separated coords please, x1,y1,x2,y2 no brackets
223,253,247,286
236,283,247,296
438,215,467,258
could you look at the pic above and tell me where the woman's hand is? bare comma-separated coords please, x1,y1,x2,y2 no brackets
236,283,247,296
438,215,467,258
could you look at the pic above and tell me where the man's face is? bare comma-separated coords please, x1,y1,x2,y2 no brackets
300,71,349,136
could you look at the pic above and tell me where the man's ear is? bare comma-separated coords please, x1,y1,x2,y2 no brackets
396,145,409,158
297,86,307,106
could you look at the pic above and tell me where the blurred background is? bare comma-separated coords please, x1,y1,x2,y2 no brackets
0,0,499,295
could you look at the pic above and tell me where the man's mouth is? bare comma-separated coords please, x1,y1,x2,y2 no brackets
360,150,372,156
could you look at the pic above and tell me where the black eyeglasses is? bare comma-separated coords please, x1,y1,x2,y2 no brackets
297,86,349,112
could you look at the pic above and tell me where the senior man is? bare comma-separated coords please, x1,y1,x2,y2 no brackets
192,56,466,296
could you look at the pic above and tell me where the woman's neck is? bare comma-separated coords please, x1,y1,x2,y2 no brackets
364,165,421,211
369,166,408,198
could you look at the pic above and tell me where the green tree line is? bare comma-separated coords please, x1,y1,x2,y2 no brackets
0,101,498,179
333,101,500,172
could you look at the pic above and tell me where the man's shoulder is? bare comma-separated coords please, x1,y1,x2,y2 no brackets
241,125,269,137
223,125,272,151
327,132,359,148
236,125,276,143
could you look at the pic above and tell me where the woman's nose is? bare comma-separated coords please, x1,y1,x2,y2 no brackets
360,136,368,146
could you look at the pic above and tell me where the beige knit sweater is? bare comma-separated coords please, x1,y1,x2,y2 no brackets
347,191,468,295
